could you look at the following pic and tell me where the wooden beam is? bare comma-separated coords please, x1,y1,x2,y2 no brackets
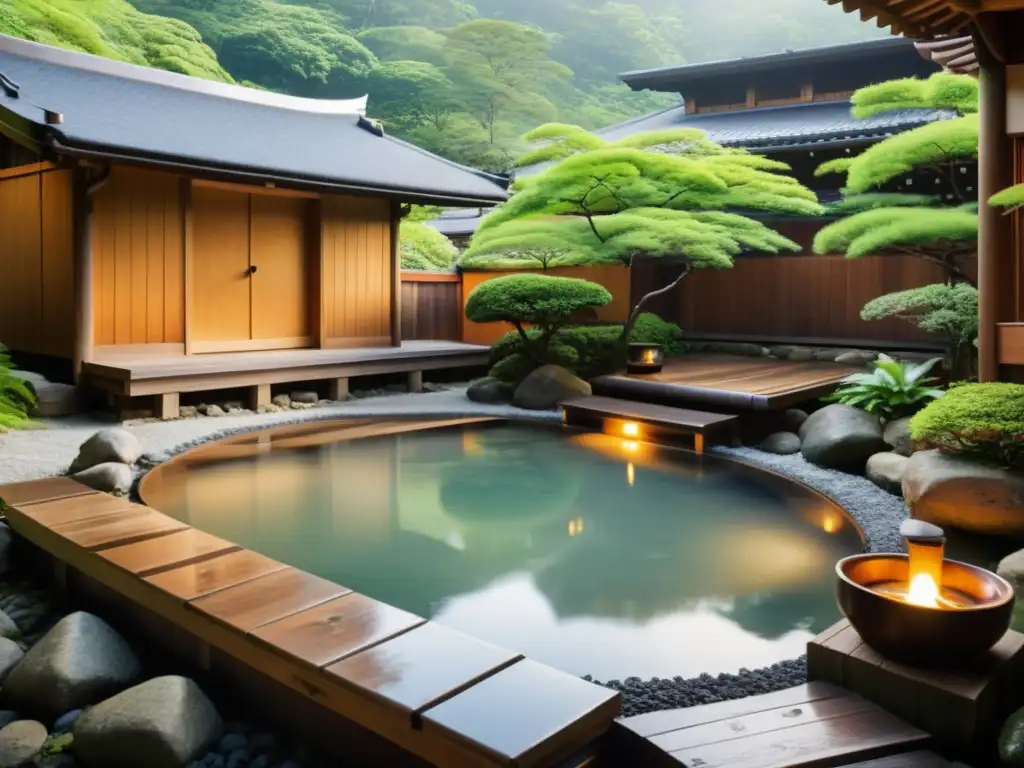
192,178,320,200
155,392,179,420
0,161,57,180
390,200,403,347
71,166,109,383
182,178,195,355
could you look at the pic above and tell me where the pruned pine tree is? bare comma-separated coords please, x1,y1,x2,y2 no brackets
460,125,822,346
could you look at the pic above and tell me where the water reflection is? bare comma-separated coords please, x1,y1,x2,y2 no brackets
141,421,862,680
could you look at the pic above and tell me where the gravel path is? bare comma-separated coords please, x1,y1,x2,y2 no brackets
0,395,909,721
0,388,560,484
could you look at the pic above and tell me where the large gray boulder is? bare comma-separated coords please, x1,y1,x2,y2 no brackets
835,350,879,367
73,676,223,768
998,549,1024,595
0,638,24,683
782,408,808,433
760,432,801,455
68,428,142,474
2,612,142,718
866,452,909,496
799,404,887,472
903,450,1024,536
70,462,133,495
0,524,12,577
0,610,17,640
466,377,512,404
512,365,591,411
883,417,914,457
0,719,47,768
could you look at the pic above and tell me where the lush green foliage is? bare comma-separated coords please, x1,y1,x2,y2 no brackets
465,274,612,326
851,72,978,120
813,206,977,261
825,193,939,215
399,221,458,271
991,183,1024,212
1,0,231,80
489,313,686,381
824,354,944,420
861,283,978,350
0,344,38,432
910,382,1024,470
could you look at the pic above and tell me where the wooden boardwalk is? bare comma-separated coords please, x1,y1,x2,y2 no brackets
613,682,942,768
0,429,620,768
592,354,856,412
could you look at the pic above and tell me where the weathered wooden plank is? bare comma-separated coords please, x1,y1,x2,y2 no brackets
0,477,97,508
145,549,288,601
668,707,930,768
100,528,240,576
621,682,849,739
52,506,188,551
250,593,425,668
562,395,738,429
189,567,350,632
325,622,522,721
421,659,620,768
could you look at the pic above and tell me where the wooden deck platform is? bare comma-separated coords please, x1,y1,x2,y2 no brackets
0,429,620,768
82,340,489,418
592,354,857,412
611,682,939,768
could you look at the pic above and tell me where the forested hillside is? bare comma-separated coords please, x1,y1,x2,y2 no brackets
1,0,884,171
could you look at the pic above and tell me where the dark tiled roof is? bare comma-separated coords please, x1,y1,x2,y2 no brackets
0,35,508,205
428,208,488,237
597,99,954,150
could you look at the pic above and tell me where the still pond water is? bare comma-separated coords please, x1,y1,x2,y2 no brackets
142,421,863,680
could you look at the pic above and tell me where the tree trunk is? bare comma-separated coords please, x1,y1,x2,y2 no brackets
616,264,691,349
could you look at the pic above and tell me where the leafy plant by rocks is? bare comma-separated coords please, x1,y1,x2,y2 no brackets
399,220,459,271
823,354,944,421
910,382,1024,470
0,343,37,432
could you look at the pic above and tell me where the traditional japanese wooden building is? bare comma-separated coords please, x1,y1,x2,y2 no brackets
816,1,1024,382
0,34,508,416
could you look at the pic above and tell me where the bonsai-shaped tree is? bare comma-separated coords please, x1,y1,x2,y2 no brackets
465,273,612,370
460,124,822,347
813,72,981,379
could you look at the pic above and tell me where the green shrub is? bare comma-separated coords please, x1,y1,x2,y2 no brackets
488,343,578,384
465,274,612,326
824,354,944,420
490,313,685,380
0,343,37,432
910,382,1024,470
399,221,459,272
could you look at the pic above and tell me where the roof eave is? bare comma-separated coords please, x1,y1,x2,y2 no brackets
45,135,508,207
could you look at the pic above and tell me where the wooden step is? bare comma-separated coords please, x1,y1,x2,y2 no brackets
561,395,738,454
614,682,932,768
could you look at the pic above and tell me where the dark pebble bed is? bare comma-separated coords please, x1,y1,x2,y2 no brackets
587,445,908,718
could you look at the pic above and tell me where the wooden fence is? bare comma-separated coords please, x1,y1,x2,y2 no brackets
400,272,462,341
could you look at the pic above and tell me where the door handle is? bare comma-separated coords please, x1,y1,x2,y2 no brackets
246,265,258,277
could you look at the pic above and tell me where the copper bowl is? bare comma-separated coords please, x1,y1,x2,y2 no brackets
836,553,1015,667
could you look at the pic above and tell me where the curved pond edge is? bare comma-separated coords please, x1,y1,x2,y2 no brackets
134,413,910,718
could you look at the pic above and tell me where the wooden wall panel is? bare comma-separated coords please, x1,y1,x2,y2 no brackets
461,265,631,346
633,253,971,348
321,195,392,345
93,167,184,347
250,195,311,342
400,275,462,341
0,169,74,358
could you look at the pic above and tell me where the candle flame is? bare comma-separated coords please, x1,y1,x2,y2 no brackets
643,350,655,364
622,422,639,437
906,573,940,608
627,462,635,486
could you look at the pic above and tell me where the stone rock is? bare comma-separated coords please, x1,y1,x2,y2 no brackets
257,404,283,414
866,452,909,496
787,347,816,362
52,709,82,734
271,394,291,408
0,524,10,576
0,610,17,640
71,462,133,495
202,404,226,417
68,428,142,474
783,408,808,433
424,382,446,393
767,345,797,360
0,719,47,768
760,432,801,455
32,382,79,419
289,402,313,410
178,406,199,419
0,637,24,682
799,404,887,472
836,350,879,367
883,417,914,457
73,676,223,768
384,384,407,394
998,549,1024,594
466,377,512,404
813,348,843,362
1001,706,1024,766
289,391,318,405
704,342,769,357
512,365,591,411
222,401,244,411
3,612,142,718
903,450,1024,536
0,713,18,730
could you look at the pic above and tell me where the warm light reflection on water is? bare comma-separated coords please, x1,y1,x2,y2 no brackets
142,423,862,680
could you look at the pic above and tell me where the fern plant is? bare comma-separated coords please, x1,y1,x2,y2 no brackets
824,354,945,420
0,343,38,432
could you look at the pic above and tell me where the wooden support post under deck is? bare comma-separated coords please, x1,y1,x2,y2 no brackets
71,168,94,384
329,377,349,401
407,370,423,394
250,384,272,410
977,47,1015,381
693,433,704,455
156,393,180,421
